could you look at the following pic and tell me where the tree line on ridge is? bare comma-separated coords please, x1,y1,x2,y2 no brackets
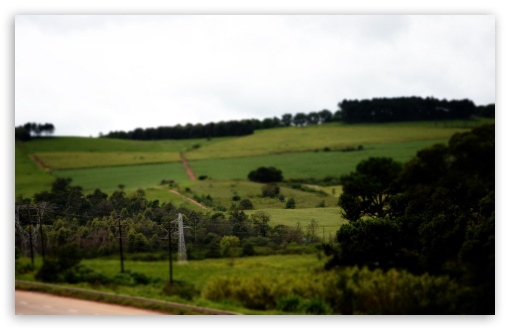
101,96,494,141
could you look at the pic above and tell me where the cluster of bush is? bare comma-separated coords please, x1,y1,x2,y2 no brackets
201,266,468,314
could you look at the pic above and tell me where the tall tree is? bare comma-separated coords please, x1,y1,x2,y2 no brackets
338,157,401,221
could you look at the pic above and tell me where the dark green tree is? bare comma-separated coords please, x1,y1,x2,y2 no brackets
338,157,401,221
281,113,293,127
248,167,283,183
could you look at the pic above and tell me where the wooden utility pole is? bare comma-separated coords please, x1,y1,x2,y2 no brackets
36,205,46,262
161,219,174,284
116,215,125,273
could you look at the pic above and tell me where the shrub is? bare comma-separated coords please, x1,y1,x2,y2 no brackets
35,259,62,282
248,167,283,183
163,280,199,300
285,198,296,209
300,298,332,315
242,242,255,256
262,183,280,198
277,295,303,312
111,272,137,286
63,264,108,285
35,243,82,283
15,261,34,275
201,267,469,314
316,200,326,208
238,199,254,210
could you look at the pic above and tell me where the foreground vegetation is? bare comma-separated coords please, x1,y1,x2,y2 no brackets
14,117,495,314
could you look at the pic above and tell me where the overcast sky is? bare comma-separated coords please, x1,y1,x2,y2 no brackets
14,15,495,137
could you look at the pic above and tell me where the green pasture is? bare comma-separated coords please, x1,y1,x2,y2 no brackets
81,254,323,291
17,254,324,312
53,162,190,194
14,139,453,199
35,151,181,170
188,139,450,181
15,119,492,198
15,143,55,198
20,136,230,153
23,136,231,170
245,207,347,239
144,187,211,212
183,180,338,210
186,121,478,161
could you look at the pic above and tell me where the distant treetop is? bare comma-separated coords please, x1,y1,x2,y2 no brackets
100,96,494,141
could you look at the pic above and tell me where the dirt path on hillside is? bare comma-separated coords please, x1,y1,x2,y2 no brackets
180,152,196,181
168,189,210,211
30,154,51,172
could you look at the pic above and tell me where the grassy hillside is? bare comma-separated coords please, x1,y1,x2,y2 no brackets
179,180,338,210
53,162,190,194
15,119,492,198
185,121,479,161
20,136,230,153
188,139,449,181
15,143,55,198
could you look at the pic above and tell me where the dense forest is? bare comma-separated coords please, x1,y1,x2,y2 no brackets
101,96,495,141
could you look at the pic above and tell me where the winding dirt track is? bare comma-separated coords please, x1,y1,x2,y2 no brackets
180,152,196,181
168,189,210,211
30,154,51,172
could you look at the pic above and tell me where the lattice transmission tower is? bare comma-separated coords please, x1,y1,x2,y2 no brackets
175,213,189,263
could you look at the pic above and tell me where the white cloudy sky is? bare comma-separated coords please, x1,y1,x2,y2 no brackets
15,14,495,136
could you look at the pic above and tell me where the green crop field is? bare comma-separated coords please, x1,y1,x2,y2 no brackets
15,119,492,199
35,151,181,170
52,162,190,194
188,139,450,181
185,121,479,161
15,143,55,198
20,136,230,153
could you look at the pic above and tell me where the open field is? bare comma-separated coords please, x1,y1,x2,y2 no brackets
180,179,339,210
41,139,450,198
53,162,190,194
189,139,450,181
144,187,209,212
16,254,324,313
20,136,230,153
35,151,181,170
186,121,479,161
15,119,492,199
15,143,55,198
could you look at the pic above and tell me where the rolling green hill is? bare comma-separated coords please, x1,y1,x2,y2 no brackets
15,119,492,199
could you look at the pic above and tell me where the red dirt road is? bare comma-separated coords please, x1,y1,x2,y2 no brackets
180,152,196,181
15,290,164,315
